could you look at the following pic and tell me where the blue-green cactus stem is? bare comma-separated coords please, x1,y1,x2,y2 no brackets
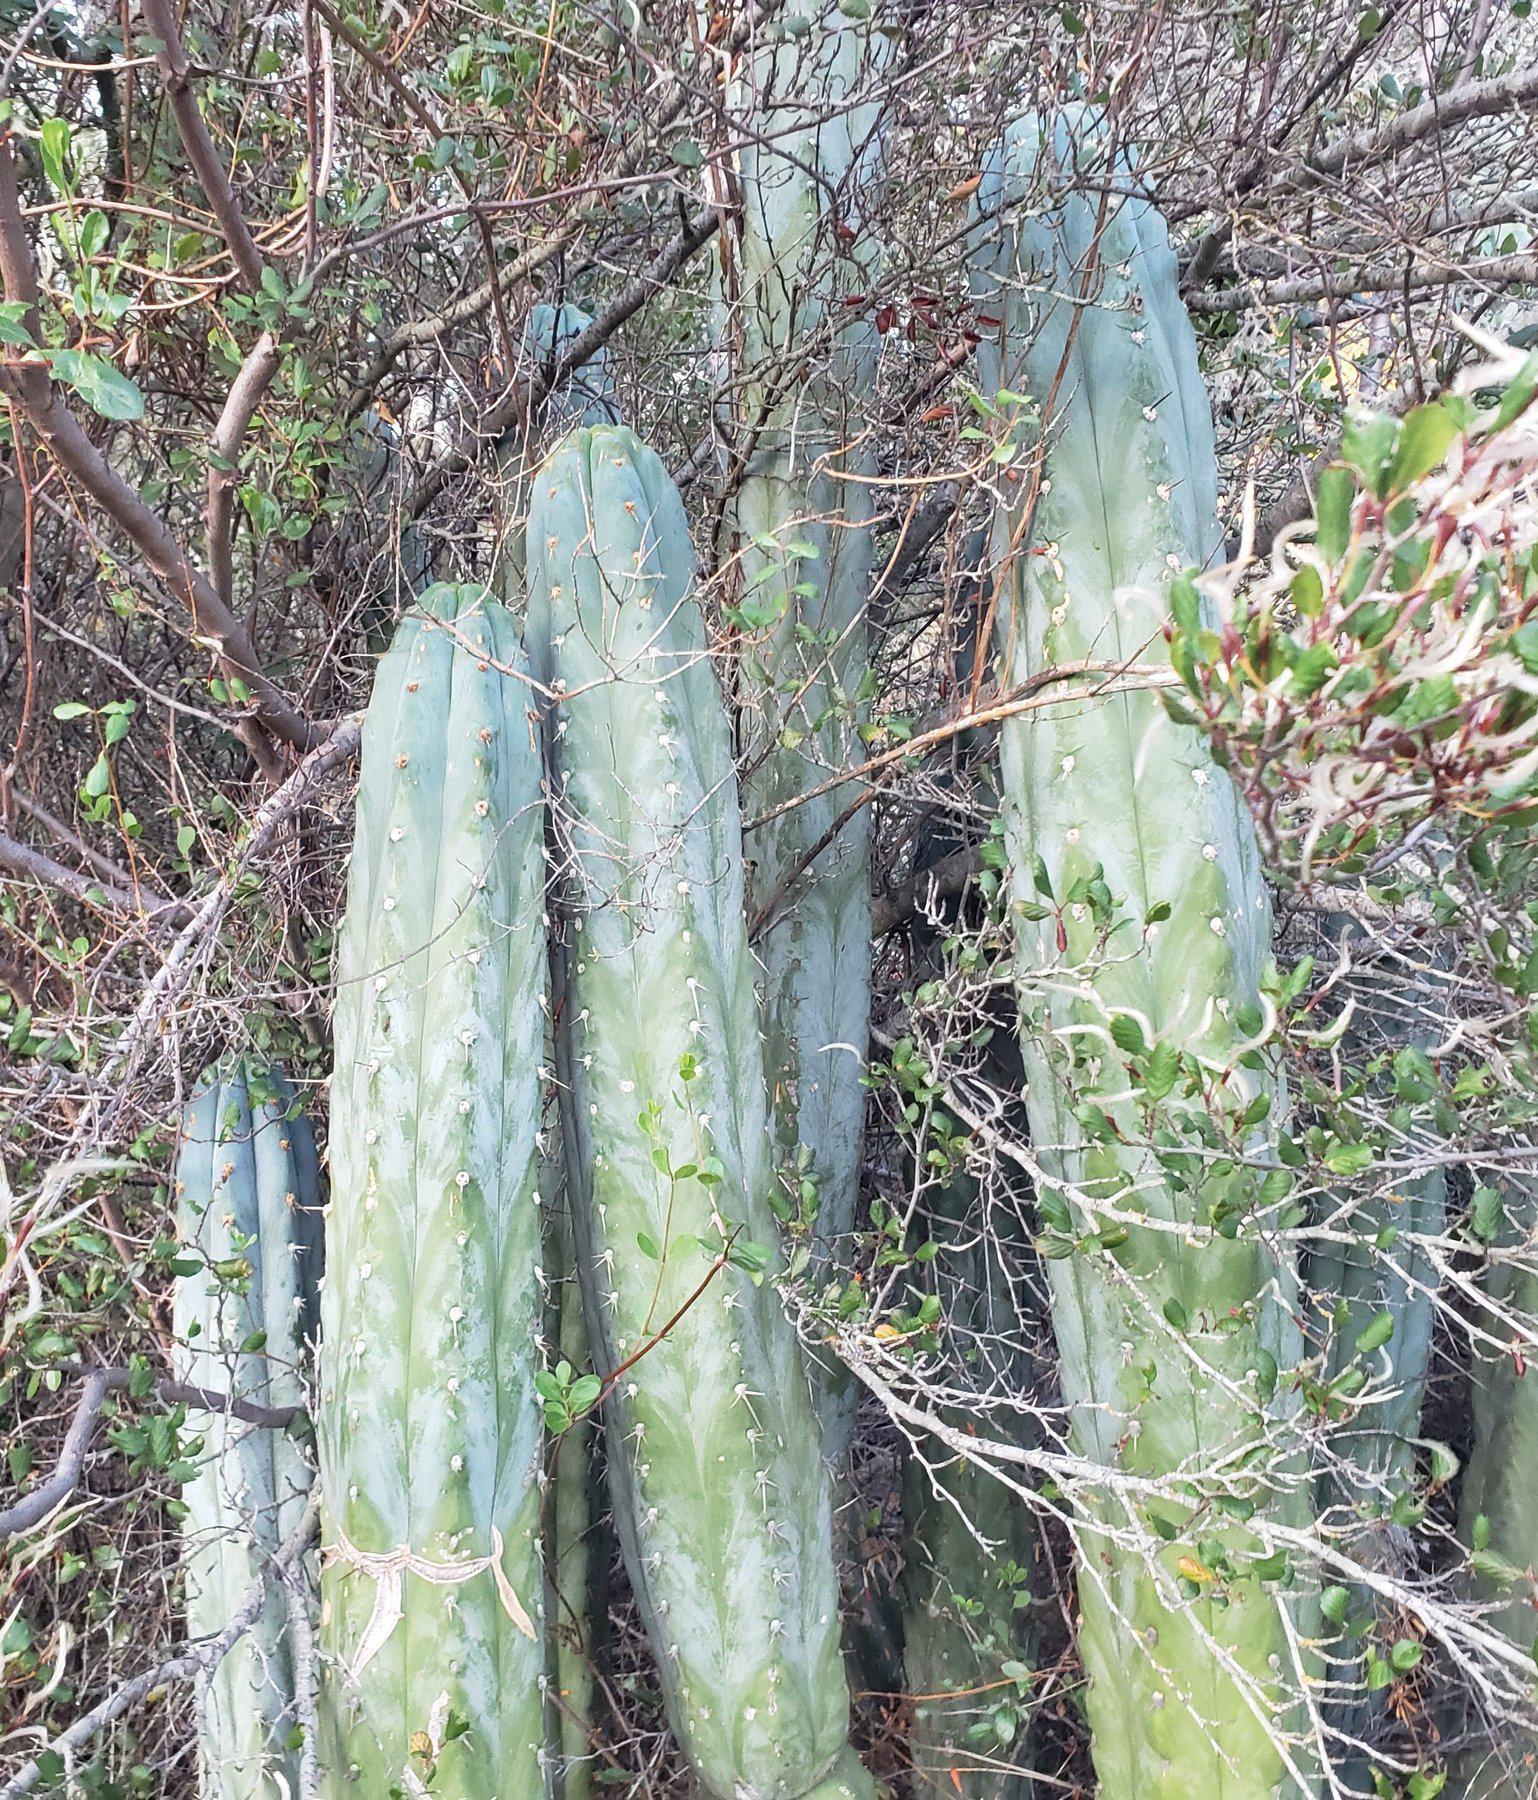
529,423,872,1800
978,110,1317,1798
719,3,890,1458
317,580,549,1797
173,1057,323,1798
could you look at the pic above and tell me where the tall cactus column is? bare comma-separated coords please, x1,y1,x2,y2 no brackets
317,581,549,1795
978,114,1316,1797
529,424,872,1800
717,2,890,1453
1458,1174,1538,1799
174,1059,323,1798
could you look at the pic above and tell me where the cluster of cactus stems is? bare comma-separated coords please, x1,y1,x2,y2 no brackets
975,111,1318,1796
529,424,870,1800
717,1,889,1457
163,82,1538,1800
173,1059,323,1798
317,579,550,1794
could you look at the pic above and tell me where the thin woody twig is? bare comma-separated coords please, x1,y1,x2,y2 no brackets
139,0,268,297
0,1365,300,1545
0,140,316,752
0,1497,319,1800
742,662,1175,836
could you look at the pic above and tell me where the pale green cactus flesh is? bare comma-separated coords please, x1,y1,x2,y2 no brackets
528,423,871,1800
317,580,549,1796
719,3,889,1454
173,1058,323,1798
977,112,1316,1797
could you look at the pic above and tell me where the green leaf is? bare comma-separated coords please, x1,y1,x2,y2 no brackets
1470,1547,1527,1587
1471,1184,1504,1243
1144,1041,1180,1103
1492,350,1538,431
1320,1583,1350,1624
39,117,71,193
82,755,110,799
1291,564,1324,618
52,701,91,720
1340,411,1400,498
1354,1311,1395,1355
78,209,110,260
566,1374,602,1412
1169,572,1201,634
0,301,36,349
1323,1140,1374,1176
1110,1013,1147,1056
1162,1297,1189,1331
1388,400,1459,490
47,349,145,422
1316,466,1354,562
670,139,704,169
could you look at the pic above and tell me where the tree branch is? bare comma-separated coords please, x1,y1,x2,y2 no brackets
0,139,315,751
0,827,188,924
0,1365,300,1545
206,330,281,609
336,0,783,422
139,0,267,296
398,205,721,524
870,843,982,938
1188,249,1538,314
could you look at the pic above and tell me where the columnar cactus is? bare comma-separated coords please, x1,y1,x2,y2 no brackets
1310,938,1447,1783
1314,924,1447,1504
173,1058,323,1798
976,112,1316,1797
317,580,549,1794
1458,1175,1538,1797
716,1,890,1453
529,424,872,1800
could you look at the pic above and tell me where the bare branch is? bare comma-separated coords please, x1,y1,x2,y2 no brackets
0,1497,319,1800
0,1366,299,1545
139,0,268,296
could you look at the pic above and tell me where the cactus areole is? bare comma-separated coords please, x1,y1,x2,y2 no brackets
529,424,872,1800
317,581,549,1795
978,113,1317,1797
174,1058,322,1799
